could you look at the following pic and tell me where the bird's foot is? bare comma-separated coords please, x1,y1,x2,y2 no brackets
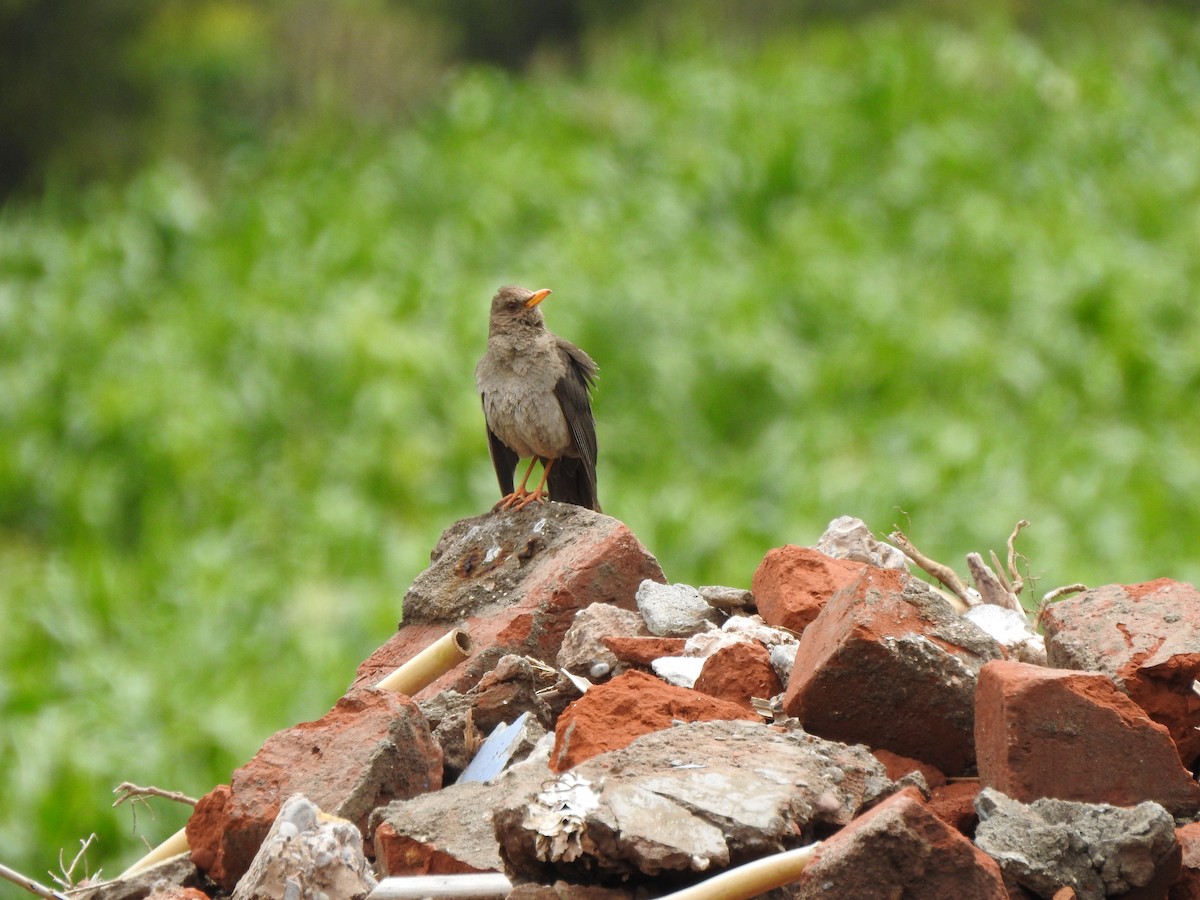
512,487,549,510
495,489,530,511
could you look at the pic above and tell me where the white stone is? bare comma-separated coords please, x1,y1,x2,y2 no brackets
636,580,720,637
816,516,909,570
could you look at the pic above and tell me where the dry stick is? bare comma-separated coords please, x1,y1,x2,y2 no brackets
887,531,978,607
113,783,198,809
0,861,69,900
52,834,97,891
1041,583,1086,605
1006,519,1030,594
966,553,1024,613
989,550,1014,595
1035,583,1088,628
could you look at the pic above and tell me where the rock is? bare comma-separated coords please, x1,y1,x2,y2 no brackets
815,515,910,570
601,635,687,667
353,505,665,698
371,733,557,879
697,585,755,612
557,604,646,681
974,660,1200,815
419,655,553,780
472,656,555,733
929,781,983,835
783,567,1002,775
549,669,758,771
636,580,719,637
72,856,204,900
371,782,502,876
751,545,870,636
964,604,1046,666
871,749,946,789
186,688,442,892
769,643,797,682
231,794,376,900
662,616,796,692
497,719,896,884
790,788,1007,898
687,614,797,657
974,788,1181,900
1173,822,1200,900
693,641,783,711
1042,579,1200,766
417,691,475,776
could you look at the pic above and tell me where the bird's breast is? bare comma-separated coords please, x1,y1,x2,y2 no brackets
477,342,572,459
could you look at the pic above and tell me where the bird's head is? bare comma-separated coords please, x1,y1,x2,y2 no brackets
488,285,552,332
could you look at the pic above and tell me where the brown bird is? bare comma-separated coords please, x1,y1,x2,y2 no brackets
475,285,600,511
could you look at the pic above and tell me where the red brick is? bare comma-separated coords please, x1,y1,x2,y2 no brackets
975,660,1200,816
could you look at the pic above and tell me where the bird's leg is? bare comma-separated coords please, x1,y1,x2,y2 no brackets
497,457,540,510
514,458,555,509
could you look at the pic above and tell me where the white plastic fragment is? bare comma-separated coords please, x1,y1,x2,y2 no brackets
368,872,513,898
459,712,532,784
652,656,706,688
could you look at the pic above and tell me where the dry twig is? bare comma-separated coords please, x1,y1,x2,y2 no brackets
112,783,198,809
966,553,1024,613
887,531,978,607
1006,519,1030,594
0,861,69,900
50,834,98,891
1034,583,1088,628
1040,583,1086,606
989,550,1014,595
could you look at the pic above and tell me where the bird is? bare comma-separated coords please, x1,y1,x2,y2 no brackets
475,285,600,512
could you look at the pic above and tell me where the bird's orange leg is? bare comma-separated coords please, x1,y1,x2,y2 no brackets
497,457,540,510
514,458,555,509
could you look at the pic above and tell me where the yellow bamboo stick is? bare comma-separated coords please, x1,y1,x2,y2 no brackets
374,628,473,696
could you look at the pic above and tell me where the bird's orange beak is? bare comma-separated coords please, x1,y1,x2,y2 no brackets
525,288,552,309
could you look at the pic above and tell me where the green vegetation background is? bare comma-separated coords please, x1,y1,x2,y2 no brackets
4,0,1200,883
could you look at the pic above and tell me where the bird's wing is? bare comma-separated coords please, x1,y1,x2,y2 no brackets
483,398,520,496
551,340,599,509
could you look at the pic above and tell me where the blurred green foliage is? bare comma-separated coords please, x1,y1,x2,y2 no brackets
4,0,1200,883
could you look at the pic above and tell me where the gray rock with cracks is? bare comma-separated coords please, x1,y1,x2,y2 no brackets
232,793,376,900
973,787,1180,900
495,719,897,885
636,580,720,637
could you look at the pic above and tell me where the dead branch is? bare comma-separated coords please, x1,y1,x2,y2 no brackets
886,531,978,607
1041,583,1086,606
988,550,1014,595
1006,519,1030,594
50,835,97,891
0,860,69,900
966,553,1024,613
112,783,198,809
1034,583,1088,628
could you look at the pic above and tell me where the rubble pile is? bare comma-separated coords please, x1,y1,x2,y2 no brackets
82,506,1200,899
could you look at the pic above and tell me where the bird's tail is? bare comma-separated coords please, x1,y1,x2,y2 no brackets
547,457,600,512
